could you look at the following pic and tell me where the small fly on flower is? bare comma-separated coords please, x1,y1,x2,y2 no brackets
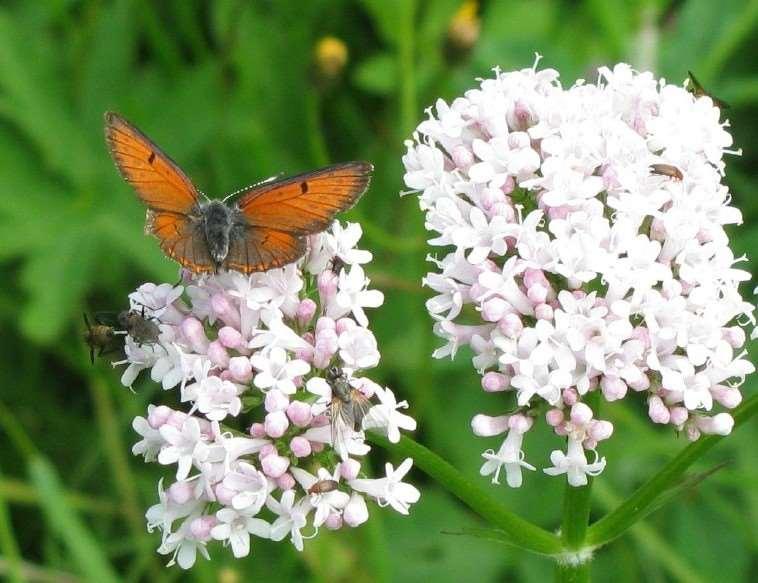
83,313,122,364
118,304,161,346
687,71,730,110
308,479,339,494
649,164,683,181
326,366,372,455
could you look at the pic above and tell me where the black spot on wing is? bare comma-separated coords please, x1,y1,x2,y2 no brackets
300,181,309,193
147,151,156,164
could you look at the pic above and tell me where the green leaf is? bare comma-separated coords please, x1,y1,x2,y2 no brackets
19,228,97,344
587,393,758,547
28,457,120,583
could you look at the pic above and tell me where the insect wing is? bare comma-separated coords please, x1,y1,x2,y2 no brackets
223,226,306,274
236,162,372,235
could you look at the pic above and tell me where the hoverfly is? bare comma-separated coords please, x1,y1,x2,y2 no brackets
326,366,373,456
650,164,683,181
83,313,122,364
687,71,730,110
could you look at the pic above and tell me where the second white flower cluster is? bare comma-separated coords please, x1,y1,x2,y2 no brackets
403,58,755,488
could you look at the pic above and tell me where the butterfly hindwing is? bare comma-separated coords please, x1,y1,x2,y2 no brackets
223,226,306,274
236,162,372,234
146,210,214,272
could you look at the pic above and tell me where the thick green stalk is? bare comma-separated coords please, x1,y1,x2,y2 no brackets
368,433,562,555
587,393,758,547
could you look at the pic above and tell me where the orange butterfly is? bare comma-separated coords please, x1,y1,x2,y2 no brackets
104,112,372,274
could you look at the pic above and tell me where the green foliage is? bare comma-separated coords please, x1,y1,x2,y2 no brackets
0,0,755,581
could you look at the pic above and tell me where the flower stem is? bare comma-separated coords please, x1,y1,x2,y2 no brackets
561,478,593,549
587,392,758,547
368,433,562,555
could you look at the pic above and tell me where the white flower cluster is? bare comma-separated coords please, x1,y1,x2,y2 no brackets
122,222,419,568
403,57,755,488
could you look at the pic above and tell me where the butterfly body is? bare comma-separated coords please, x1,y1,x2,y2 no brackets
196,199,243,266
105,112,372,274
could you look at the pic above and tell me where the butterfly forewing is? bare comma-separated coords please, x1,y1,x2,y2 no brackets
236,162,372,234
105,112,200,214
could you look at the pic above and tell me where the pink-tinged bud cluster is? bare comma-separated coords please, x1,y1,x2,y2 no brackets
403,57,755,488
125,222,419,569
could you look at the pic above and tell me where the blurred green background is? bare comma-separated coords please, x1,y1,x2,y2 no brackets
0,0,756,581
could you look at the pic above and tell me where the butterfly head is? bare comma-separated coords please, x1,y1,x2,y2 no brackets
201,200,235,264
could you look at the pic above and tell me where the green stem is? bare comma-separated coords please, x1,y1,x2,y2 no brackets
587,392,758,547
555,561,591,583
561,479,593,550
398,0,417,136
0,465,23,583
368,433,562,555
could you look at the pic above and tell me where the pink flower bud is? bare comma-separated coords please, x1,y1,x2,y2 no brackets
211,293,241,329
264,389,290,413
527,284,548,305
166,411,188,429
289,436,312,457
259,443,277,459
181,317,209,352
499,313,523,338
722,326,745,348
601,377,628,401
685,425,701,441
711,385,742,409
696,413,734,436
570,402,593,426
508,413,532,434
229,356,253,383
523,268,548,289
481,298,510,322
562,388,579,406
340,459,361,481
545,408,564,426
547,205,570,220
647,395,670,424
335,317,356,335
628,373,650,392
589,420,614,441
534,303,554,320
318,270,338,298
168,481,194,505
276,472,295,490
218,326,244,349
452,145,474,171
481,371,509,392
501,175,516,195
207,340,230,368
249,422,266,438
471,414,509,437
261,454,290,478
316,316,336,333
669,406,689,427
189,516,217,541
148,405,172,429
264,411,289,438
296,298,318,325
343,493,368,527
286,400,313,427
325,513,343,530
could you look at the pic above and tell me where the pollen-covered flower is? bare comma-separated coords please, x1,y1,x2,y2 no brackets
404,57,755,488
125,222,419,568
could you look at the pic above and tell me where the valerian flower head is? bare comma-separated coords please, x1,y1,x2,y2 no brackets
403,56,755,488
124,222,419,568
